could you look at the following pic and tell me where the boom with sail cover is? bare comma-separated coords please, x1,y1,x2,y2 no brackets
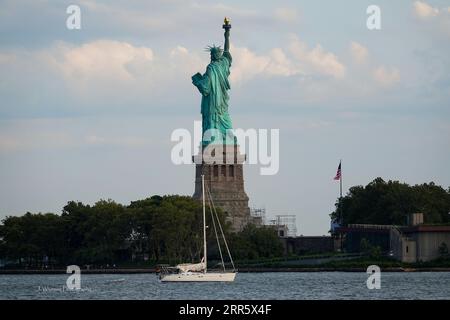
176,258,206,273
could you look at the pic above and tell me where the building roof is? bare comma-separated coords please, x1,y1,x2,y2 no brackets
401,225,450,233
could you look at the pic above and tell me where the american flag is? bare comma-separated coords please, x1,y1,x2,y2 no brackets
334,162,341,180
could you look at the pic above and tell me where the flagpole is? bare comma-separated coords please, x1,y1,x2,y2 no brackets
338,159,343,252
339,159,343,224
340,159,343,198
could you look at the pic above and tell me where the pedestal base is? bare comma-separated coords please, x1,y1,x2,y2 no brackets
192,144,256,232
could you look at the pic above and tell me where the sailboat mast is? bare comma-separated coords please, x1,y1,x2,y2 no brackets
202,174,207,272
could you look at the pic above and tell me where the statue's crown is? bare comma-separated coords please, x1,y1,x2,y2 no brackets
205,45,223,54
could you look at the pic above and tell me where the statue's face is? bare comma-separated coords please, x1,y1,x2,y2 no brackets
210,50,222,61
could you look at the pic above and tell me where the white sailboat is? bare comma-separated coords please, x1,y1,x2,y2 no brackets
159,174,237,282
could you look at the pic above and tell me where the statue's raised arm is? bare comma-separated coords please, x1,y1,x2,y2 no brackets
223,17,230,52
223,17,232,63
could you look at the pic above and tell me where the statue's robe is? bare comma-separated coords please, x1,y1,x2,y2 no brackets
193,52,233,144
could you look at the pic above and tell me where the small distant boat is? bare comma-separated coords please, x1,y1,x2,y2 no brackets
159,175,237,282
106,278,126,283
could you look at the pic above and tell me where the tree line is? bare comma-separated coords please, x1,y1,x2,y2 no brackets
0,195,283,268
331,178,450,226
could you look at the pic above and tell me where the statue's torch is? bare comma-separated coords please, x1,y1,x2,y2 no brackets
223,17,231,30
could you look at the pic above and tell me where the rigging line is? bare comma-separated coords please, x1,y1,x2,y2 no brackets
206,184,236,272
206,183,226,271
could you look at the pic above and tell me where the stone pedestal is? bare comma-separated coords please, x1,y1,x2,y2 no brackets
192,144,253,232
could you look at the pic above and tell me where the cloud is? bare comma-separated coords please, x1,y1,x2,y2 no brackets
85,135,106,145
0,52,17,64
0,33,411,118
0,36,349,121
0,129,76,152
373,66,400,87
0,136,20,152
79,0,179,31
413,1,439,19
49,40,205,99
350,42,368,64
85,135,149,147
412,1,450,38
265,48,298,77
229,46,271,84
306,45,346,78
0,118,156,153
190,2,258,19
228,44,298,84
229,35,345,84
55,40,154,83
0,40,199,118
288,35,346,79
274,8,299,23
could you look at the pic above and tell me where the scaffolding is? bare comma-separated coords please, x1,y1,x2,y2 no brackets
250,207,266,225
268,215,297,237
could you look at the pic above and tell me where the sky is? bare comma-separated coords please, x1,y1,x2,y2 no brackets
0,0,450,235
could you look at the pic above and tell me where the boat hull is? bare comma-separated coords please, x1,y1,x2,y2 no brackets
160,272,236,282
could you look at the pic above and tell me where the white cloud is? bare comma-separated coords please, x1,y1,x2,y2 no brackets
413,1,439,19
350,41,368,64
265,48,298,77
289,35,345,78
54,40,153,83
79,0,177,31
85,135,106,144
0,35,404,115
0,130,76,152
228,44,300,84
168,46,203,74
229,45,271,84
0,136,20,152
412,1,450,37
307,45,346,78
192,2,257,18
85,135,149,147
373,66,400,87
0,36,351,118
37,40,162,105
170,46,188,56
0,118,156,153
229,36,345,84
274,8,299,23
0,52,17,64
34,40,206,103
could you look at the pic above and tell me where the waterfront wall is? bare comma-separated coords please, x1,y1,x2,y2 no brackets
382,224,450,263
411,231,450,262
281,236,334,255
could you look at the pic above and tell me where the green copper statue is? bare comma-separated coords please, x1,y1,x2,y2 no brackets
192,18,234,145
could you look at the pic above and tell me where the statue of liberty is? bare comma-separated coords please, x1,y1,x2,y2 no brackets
192,18,234,145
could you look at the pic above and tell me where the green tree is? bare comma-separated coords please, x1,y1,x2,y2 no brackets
0,213,65,267
331,178,450,226
74,199,130,264
0,194,283,267
230,225,284,260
